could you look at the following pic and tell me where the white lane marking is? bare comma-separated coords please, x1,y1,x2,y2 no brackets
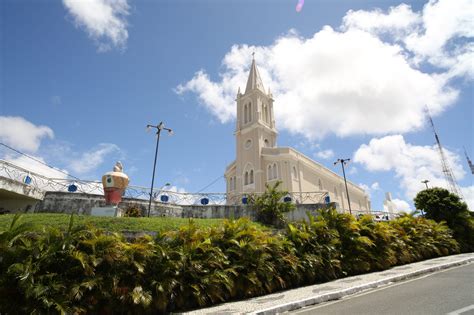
447,304,474,315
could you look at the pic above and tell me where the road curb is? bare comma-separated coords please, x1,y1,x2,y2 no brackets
252,255,474,315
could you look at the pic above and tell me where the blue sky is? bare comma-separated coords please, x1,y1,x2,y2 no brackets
0,0,472,211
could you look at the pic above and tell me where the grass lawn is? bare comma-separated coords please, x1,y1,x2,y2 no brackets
0,213,228,233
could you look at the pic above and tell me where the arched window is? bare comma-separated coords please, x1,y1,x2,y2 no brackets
248,102,252,122
244,104,247,124
292,166,298,179
250,170,254,184
273,164,278,179
244,172,249,185
334,187,338,198
263,104,268,123
267,165,272,180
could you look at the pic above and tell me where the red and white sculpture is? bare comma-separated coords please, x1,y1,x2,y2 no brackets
102,162,129,205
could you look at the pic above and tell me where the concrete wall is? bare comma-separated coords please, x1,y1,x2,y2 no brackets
0,176,45,213
33,191,338,221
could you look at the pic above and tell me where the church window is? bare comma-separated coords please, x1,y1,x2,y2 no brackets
243,104,248,124
273,164,278,179
267,165,272,180
250,170,254,184
244,104,247,124
263,104,268,123
245,139,252,149
248,102,252,122
244,172,249,185
334,187,338,198
292,166,298,180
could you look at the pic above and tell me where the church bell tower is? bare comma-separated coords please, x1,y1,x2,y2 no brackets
234,56,278,194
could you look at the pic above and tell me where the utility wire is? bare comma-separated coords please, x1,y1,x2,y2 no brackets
196,175,224,193
0,142,82,182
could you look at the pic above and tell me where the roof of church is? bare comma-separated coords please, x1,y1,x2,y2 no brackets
245,58,266,94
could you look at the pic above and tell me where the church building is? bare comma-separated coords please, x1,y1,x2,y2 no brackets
224,58,371,213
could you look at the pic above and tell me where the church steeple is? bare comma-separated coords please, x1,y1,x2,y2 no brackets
245,55,265,94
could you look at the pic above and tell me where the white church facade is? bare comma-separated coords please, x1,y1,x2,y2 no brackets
224,58,371,213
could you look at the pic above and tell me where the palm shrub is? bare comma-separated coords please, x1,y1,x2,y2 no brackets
316,208,376,275
211,218,300,299
286,214,341,283
358,215,398,270
153,220,234,312
248,181,295,227
389,214,459,262
0,215,156,314
0,212,463,313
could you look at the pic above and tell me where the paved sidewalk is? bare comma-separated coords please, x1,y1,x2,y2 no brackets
180,253,474,315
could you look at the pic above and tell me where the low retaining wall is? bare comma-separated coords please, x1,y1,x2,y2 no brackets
34,191,340,221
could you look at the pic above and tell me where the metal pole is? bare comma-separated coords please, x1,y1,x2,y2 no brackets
147,123,162,217
341,161,352,215
422,180,429,189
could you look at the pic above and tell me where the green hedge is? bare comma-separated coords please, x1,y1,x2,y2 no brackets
0,210,459,314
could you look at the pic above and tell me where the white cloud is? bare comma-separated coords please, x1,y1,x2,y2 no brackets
63,0,130,51
0,116,54,153
461,186,474,211
354,135,472,209
315,149,334,160
371,182,380,191
343,0,474,79
348,166,358,175
70,143,120,174
2,155,68,180
404,0,474,68
359,181,381,197
384,198,412,213
342,3,421,35
177,0,471,141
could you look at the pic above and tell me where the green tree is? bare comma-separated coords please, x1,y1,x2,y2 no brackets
414,187,474,252
248,181,295,227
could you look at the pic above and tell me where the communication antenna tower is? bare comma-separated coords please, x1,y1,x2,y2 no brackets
425,107,463,198
464,147,474,175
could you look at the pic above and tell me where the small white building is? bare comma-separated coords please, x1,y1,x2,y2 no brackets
224,58,370,213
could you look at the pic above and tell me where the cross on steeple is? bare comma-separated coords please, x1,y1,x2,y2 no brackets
252,51,255,60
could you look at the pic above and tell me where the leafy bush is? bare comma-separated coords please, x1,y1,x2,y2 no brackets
414,188,474,252
124,205,143,217
248,181,295,227
0,211,461,313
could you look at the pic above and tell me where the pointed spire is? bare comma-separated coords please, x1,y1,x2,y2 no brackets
237,86,241,97
245,54,265,94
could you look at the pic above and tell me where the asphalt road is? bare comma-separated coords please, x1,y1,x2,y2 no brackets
291,262,474,315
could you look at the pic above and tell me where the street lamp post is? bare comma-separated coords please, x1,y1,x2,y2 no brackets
334,158,352,215
421,180,430,189
146,122,173,217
